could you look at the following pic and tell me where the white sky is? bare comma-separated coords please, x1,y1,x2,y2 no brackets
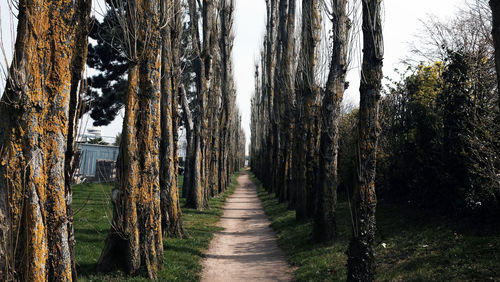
0,0,470,151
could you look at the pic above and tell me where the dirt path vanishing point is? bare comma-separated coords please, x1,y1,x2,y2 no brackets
201,171,293,282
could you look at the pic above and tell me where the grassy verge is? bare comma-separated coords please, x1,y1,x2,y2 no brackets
74,172,241,281
249,172,500,281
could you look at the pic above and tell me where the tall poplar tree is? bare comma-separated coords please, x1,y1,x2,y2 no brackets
96,1,164,278
347,0,384,280
160,0,186,238
185,0,215,210
0,0,90,280
292,0,322,220
313,0,350,243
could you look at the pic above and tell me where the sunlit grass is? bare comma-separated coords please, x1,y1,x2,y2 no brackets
249,171,500,281
74,172,241,281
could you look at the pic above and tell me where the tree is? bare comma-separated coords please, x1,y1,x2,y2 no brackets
377,63,445,207
441,51,474,210
218,0,237,195
88,137,109,145
347,0,384,280
292,0,322,220
113,133,122,146
185,0,215,210
0,0,90,280
376,1,499,217
313,0,350,243
86,6,128,126
274,0,296,204
281,0,296,205
160,0,186,238
262,0,278,194
96,1,164,278
181,84,195,199
440,50,500,216
250,0,297,208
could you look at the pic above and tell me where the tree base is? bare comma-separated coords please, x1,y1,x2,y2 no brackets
346,237,376,282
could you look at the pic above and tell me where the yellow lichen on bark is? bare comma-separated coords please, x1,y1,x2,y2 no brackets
26,193,48,282
96,0,163,278
0,0,78,280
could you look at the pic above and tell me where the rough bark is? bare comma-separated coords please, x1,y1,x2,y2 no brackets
206,27,221,198
273,0,287,202
219,0,236,195
313,0,349,243
160,0,185,238
185,0,206,210
0,0,84,280
96,1,164,279
263,0,278,193
203,0,217,204
185,0,215,210
347,0,383,280
293,0,322,221
280,0,296,204
170,0,185,237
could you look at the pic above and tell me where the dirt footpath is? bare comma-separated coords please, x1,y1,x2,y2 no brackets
201,171,293,282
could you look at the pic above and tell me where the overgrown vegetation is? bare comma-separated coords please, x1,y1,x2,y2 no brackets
250,172,500,281
337,52,500,223
74,172,240,281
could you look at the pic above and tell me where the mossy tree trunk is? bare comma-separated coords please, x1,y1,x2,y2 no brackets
0,0,88,280
96,0,164,279
347,0,383,280
313,0,349,243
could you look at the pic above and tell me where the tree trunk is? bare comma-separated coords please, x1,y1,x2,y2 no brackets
181,85,195,200
313,0,349,243
207,34,221,198
0,0,85,280
219,0,236,195
160,0,185,238
264,0,278,193
186,0,206,210
347,0,383,280
96,1,164,279
170,0,185,236
185,0,215,210
273,0,287,202
294,0,322,221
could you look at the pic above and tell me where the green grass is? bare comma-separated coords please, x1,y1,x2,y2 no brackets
249,172,500,282
73,172,241,281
